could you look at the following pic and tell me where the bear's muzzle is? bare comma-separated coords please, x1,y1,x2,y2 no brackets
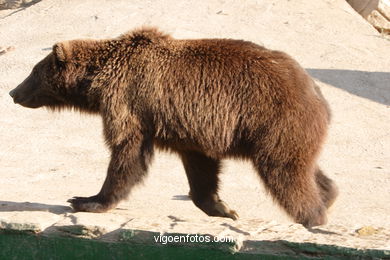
9,85,41,108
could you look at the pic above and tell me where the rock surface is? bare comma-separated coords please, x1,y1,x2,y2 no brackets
0,0,389,253
0,0,39,10
347,0,390,34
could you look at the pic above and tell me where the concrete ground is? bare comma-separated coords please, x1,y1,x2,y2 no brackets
0,0,389,253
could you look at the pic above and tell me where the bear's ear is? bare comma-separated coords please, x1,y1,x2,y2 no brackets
53,41,71,63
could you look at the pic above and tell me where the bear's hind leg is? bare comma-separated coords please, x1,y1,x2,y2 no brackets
315,167,338,209
179,151,238,220
254,156,327,228
68,137,153,212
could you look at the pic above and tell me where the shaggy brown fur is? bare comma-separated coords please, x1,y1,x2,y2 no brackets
9,27,338,227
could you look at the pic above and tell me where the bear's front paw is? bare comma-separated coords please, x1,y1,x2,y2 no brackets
67,195,114,213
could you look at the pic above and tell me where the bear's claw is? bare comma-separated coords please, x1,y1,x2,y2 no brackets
68,196,113,213
196,197,239,220
213,200,239,220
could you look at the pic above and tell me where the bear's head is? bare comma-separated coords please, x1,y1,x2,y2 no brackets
9,40,103,112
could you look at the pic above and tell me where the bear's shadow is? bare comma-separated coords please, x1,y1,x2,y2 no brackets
0,201,72,215
306,69,390,106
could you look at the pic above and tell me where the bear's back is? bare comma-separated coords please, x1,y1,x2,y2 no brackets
117,30,329,156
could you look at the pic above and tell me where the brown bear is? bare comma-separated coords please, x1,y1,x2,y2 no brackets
9,27,338,227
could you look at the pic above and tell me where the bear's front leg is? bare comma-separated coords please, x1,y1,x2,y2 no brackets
68,135,154,213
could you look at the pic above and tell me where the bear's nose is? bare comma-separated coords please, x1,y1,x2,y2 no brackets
9,89,16,98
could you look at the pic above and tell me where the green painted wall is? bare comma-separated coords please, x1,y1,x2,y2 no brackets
0,229,388,259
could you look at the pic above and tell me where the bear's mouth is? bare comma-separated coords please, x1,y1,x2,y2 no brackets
10,92,58,109
13,96,42,109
